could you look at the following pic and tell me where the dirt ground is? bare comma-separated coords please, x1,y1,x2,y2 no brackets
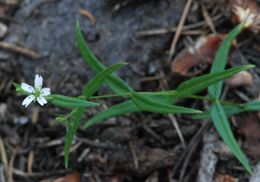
0,0,260,181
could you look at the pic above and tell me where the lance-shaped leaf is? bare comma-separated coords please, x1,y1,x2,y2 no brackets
84,93,177,128
176,65,254,98
210,100,252,174
193,104,242,119
83,92,183,129
84,100,139,128
131,92,201,114
244,101,260,111
64,107,84,168
83,62,127,98
194,101,260,119
208,23,244,98
50,94,99,108
76,20,132,94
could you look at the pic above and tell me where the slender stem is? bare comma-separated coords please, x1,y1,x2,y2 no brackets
89,93,130,99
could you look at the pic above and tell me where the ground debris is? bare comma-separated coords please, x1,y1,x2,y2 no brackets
196,131,218,182
237,114,260,159
107,141,178,177
214,173,238,182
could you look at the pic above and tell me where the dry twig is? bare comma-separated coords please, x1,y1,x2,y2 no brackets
167,0,193,62
0,42,38,59
80,8,96,25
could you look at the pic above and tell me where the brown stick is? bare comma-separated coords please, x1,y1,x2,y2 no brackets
0,42,38,59
167,0,193,62
80,8,96,25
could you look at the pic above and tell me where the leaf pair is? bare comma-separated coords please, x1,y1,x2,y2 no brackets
210,101,252,174
76,20,132,95
64,62,127,168
208,23,253,174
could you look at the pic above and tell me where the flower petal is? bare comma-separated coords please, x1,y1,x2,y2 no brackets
34,74,43,90
40,88,51,96
22,95,35,107
37,96,47,106
21,83,35,93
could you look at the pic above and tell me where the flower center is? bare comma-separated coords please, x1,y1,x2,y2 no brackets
34,90,41,97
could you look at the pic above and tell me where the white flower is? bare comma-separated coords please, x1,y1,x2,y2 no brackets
21,74,51,107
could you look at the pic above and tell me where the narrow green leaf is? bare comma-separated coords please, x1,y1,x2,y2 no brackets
55,115,67,122
210,100,252,174
84,100,139,128
244,101,260,111
131,92,201,114
83,62,127,98
64,108,84,168
176,65,254,98
76,20,132,94
50,100,96,108
50,94,100,108
208,24,244,98
13,83,27,94
193,104,242,119
84,93,178,128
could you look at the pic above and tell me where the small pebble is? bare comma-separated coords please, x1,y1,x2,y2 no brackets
0,22,8,39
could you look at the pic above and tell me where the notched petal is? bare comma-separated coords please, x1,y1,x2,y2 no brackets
34,74,43,90
22,95,35,108
41,88,51,96
21,83,35,93
37,96,47,106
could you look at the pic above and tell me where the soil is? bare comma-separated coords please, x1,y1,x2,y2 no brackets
0,0,260,181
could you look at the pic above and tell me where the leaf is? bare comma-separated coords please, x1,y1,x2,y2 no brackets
244,101,260,111
50,94,100,108
84,93,178,128
210,100,252,174
76,20,132,94
55,115,67,122
194,101,260,120
208,23,244,98
83,62,127,98
193,104,243,119
84,100,139,128
13,83,28,94
131,92,201,114
175,65,254,98
64,108,84,168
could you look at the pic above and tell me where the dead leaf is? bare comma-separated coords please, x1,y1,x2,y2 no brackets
214,173,238,182
225,71,253,88
171,34,235,76
237,114,260,159
51,172,80,182
229,0,260,33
